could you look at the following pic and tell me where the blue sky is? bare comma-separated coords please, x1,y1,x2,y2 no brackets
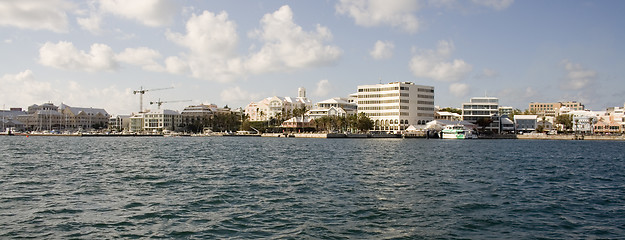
1,0,623,115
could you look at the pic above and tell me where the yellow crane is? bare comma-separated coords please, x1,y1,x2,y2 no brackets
149,99,192,109
133,86,173,113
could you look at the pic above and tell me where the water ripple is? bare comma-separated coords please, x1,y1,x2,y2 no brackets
0,137,624,238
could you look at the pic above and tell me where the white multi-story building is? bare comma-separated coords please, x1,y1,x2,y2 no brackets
245,87,313,121
570,110,597,133
357,82,435,133
462,97,500,132
307,97,357,119
130,109,182,133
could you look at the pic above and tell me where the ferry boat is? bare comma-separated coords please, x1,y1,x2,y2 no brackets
440,125,477,139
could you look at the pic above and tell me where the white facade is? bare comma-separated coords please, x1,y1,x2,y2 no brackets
131,109,182,133
462,97,500,132
570,110,597,133
307,97,357,119
245,88,313,121
357,82,435,133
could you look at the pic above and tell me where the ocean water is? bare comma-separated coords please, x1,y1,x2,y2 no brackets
0,136,624,239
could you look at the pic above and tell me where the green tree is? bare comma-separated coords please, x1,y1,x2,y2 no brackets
356,113,374,132
508,108,523,120
439,107,462,115
556,114,573,132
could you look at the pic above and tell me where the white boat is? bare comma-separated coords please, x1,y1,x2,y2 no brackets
440,125,477,139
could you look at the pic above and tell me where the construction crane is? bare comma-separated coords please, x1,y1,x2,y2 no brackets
149,99,192,109
133,86,173,113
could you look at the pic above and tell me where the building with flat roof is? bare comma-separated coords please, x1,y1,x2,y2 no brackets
529,101,584,117
142,109,182,132
462,97,500,132
514,115,538,132
357,82,434,133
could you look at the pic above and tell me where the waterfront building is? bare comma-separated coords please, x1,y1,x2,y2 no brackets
1,109,27,131
536,116,555,132
129,113,144,132
245,87,313,122
142,109,182,132
181,104,216,127
514,115,538,132
570,110,597,134
461,96,500,133
306,97,357,119
357,82,435,133
108,115,130,132
498,106,513,116
59,104,110,130
435,111,462,121
499,115,516,133
594,120,622,134
280,116,315,129
529,101,584,117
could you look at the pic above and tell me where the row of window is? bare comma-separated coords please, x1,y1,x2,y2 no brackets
358,86,402,92
358,106,409,110
358,99,409,104
417,107,435,111
417,101,434,105
358,93,404,98
365,112,409,116
417,88,434,93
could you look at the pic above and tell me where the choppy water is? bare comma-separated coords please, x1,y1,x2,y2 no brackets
0,136,624,239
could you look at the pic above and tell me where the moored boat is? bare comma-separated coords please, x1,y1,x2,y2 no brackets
440,125,477,139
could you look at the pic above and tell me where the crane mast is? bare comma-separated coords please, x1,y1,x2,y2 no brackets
133,86,173,113
149,99,192,109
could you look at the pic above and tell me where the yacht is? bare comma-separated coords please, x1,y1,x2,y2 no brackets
440,125,477,139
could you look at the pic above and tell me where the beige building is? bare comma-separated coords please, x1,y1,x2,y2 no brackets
357,81,435,133
529,101,584,117
17,103,109,131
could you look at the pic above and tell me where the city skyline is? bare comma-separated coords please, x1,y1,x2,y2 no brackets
1,0,624,115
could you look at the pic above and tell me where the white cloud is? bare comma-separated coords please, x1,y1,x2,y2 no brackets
115,47,164,71
314,79,332,97
409,40,473,81
0,70,135,115
0,70,58,107
561,60,596,90
449,83,469,97
475,68,498,79
336,0,420,33
39,41,118,72
99,0,176,27
0,0,74,32
220,86,261,105
165,10,244,81
471,0,514,10
38,41,171,73
77,13,103,34
245,5,342,74
164,56,190,74
370,40,394,60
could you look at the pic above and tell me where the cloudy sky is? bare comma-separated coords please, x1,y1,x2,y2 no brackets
1,0,624,115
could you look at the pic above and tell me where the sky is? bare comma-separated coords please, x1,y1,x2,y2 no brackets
1,0,624,115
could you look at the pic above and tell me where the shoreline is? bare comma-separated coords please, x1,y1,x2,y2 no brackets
3,132,624,141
